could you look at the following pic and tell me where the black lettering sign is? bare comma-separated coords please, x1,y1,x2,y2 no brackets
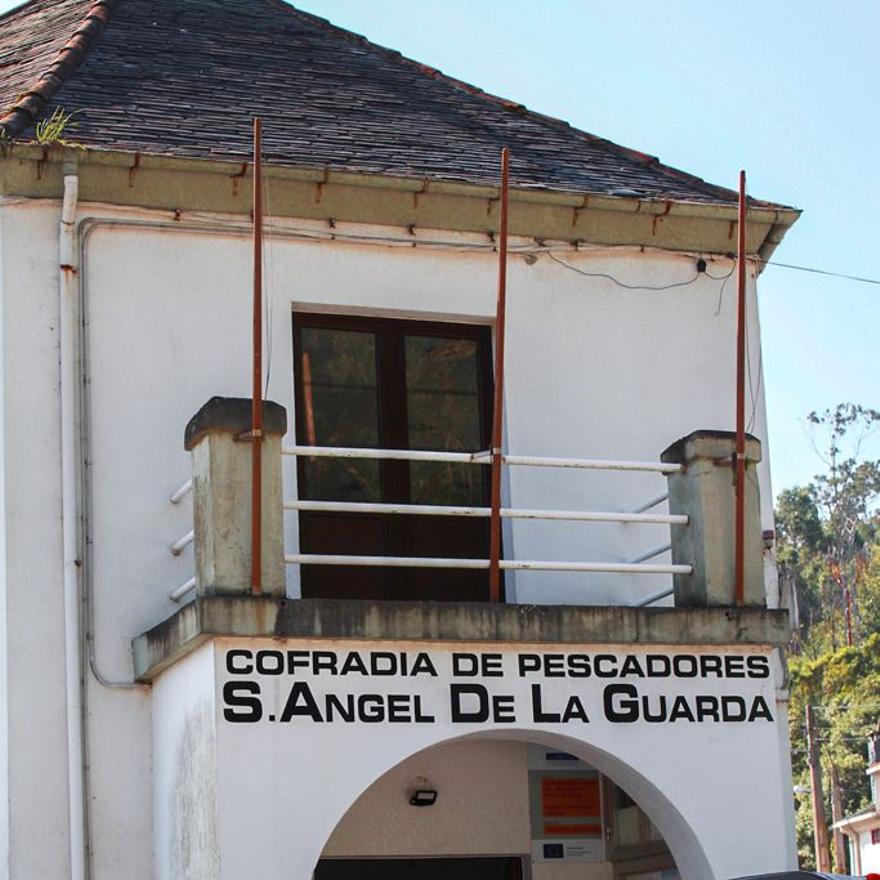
451,684,489,722
604,684,639,723
220,648,775,730
531,684,560,723
279,682,323,723
226,650,253,675
223,681,262,723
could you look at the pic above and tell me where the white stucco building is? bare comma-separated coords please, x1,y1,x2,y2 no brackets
0,1,802,879
835,730,880,876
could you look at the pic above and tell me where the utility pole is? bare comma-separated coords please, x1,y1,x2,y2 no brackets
830,764,847,873
806,704,831,873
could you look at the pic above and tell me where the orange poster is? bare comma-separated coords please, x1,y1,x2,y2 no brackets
541,777,601,819
542,823,602,837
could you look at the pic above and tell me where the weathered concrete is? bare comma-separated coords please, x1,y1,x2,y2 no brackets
662,430,765,607
0,145,800,262
133,596,791,682
186,397,287,598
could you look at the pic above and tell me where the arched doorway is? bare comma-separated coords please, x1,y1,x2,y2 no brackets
313,731,711,880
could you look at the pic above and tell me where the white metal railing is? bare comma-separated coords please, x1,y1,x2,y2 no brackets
169,478,193,505
284,499,685,526
164,445,686,604
282,445,691,591
170,529,194,556
632,586,675,607
170,577,196,602
168,478,196,602
283,445,682,475
285,554,689,575
627,542,672,565
630,492,669,513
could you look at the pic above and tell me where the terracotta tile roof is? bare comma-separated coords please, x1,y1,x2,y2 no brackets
0,0,786,207
0,0,110,135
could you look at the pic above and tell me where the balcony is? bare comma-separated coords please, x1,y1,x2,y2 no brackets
133,397,789,681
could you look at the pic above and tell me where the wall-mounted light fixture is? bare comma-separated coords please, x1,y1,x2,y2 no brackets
408,789,438,807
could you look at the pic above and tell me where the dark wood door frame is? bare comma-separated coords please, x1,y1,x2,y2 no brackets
292,311,500,602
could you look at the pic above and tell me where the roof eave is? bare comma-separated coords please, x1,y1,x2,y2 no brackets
833,807,880,833
0,142,800,256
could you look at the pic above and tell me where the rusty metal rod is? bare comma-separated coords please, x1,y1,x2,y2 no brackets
489,147,510,603
735,170,747,606
251,117,263,596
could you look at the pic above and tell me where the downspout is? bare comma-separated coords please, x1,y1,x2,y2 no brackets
60,164,87,880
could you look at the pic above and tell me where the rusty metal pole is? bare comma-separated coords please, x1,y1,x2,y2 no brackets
488,147,510,603
251,117,264,596
806,703,832,873
734,170,747,606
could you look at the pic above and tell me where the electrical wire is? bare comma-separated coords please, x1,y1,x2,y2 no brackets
544,247,738,299
711,265,736,315
25,189,880,285
743,273,762,434
705,265,736,281
545,250,708,291
760,258,880,286
262,148,274,400
544,247,765,431
748,342,765,434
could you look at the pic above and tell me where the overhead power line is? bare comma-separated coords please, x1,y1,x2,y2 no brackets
760,259,880,286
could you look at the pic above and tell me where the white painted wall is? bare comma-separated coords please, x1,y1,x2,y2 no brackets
323,739,615,880
858,827,880,874
0,201,71,879
75,206,774,661
0,198,783,880
323,739,532,857
153,642,217,880
202,639,790,880
0,199,9,880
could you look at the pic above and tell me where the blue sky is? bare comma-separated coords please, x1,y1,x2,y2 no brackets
5,0,878,496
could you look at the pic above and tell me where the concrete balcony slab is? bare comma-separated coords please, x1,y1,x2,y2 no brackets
133,596,790,683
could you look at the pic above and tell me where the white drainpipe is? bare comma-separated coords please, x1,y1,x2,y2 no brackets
60,165,86,880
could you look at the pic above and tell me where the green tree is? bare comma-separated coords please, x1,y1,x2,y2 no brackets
776,403,880,870
788,636,880,870
781,404,880,652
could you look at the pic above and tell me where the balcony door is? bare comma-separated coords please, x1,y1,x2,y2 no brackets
292,313,494,602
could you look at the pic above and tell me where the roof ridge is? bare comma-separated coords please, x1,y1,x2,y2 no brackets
267,0,743,205
0,0,116,139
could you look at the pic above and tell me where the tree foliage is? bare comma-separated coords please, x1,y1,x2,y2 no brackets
781,403,880,655
788,635,880,869
777,403,880,870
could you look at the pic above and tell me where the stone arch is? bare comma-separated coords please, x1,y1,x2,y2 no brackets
312,727,713,880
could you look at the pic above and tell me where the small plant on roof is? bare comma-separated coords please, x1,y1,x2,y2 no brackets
34,107,80,146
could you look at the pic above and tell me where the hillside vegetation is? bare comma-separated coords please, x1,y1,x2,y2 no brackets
775,404,880,870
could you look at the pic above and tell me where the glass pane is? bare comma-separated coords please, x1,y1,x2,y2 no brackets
405,335,485,505
299,327,380,501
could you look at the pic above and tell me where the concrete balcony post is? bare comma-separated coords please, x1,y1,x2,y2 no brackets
661,430,765,607
184,396,287,597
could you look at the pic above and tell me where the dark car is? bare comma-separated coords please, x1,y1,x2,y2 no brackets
729,872,872,880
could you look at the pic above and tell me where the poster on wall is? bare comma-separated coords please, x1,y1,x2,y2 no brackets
528,746,604,863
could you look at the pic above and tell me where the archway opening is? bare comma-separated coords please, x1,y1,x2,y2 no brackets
314,730,711,880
